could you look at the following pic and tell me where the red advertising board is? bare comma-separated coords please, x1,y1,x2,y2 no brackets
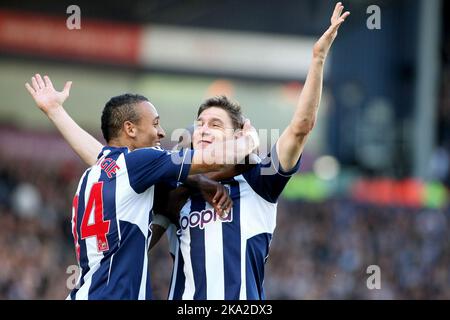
0,9,142,65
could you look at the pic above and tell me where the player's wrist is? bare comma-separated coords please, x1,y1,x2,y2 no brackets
183,175,201,189
46,104,65,119
311,52,327,64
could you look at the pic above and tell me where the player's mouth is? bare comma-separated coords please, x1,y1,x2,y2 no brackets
155,141,161,147
198,140,212,148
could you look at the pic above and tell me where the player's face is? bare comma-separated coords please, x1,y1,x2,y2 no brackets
133,101,165,149
193,107,236,150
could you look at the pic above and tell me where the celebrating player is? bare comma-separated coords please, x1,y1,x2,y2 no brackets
152,2,350,300
26,2,349,300
25,75,258,300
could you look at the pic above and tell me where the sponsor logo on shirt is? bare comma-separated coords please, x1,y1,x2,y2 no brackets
180,209,233,230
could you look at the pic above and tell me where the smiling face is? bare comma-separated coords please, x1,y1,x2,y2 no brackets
131,101,165,149
192,107,237,150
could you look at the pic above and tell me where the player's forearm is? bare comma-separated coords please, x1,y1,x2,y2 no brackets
190,135,257,174
289,57,325,137
149,223,168,250
165,186,191,219
204,169,236,181
204,153,258,180
184,174,207,189
204,163,255,181
47,106,103,166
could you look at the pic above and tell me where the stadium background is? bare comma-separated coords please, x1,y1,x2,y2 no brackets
0,0,449,299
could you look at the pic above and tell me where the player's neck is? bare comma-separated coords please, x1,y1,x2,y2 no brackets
107,138,135,151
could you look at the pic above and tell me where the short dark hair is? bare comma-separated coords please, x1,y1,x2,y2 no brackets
101,93,149,142
197,95,244,130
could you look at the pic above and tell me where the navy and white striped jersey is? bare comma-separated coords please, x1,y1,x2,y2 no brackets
68,146,192,300
167,144,301,300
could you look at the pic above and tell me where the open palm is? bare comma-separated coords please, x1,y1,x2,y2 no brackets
313,2,350,60
25,74,72,113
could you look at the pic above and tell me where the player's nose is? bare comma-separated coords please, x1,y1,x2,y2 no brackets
158,127,166,138
199,123,211,136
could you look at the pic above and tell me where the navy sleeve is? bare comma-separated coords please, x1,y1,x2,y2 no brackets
242,143,301,203
125,147,193,194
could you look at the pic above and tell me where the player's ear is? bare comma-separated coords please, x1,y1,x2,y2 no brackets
234,115,246,138
123,121,137,138
234,129,243,139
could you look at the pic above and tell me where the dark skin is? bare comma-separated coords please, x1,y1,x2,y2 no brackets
149,161,256,249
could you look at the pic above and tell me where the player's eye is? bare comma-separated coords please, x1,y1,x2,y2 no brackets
211,122,223,128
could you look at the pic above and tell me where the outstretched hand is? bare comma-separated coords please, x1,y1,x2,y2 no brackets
25,74,72,114
313,2,350,60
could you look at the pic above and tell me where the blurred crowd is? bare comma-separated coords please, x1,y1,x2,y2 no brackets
267,200,450,299
0,154,449,300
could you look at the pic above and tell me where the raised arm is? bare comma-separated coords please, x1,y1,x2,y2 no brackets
277,2,350,171
25,74,103,166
